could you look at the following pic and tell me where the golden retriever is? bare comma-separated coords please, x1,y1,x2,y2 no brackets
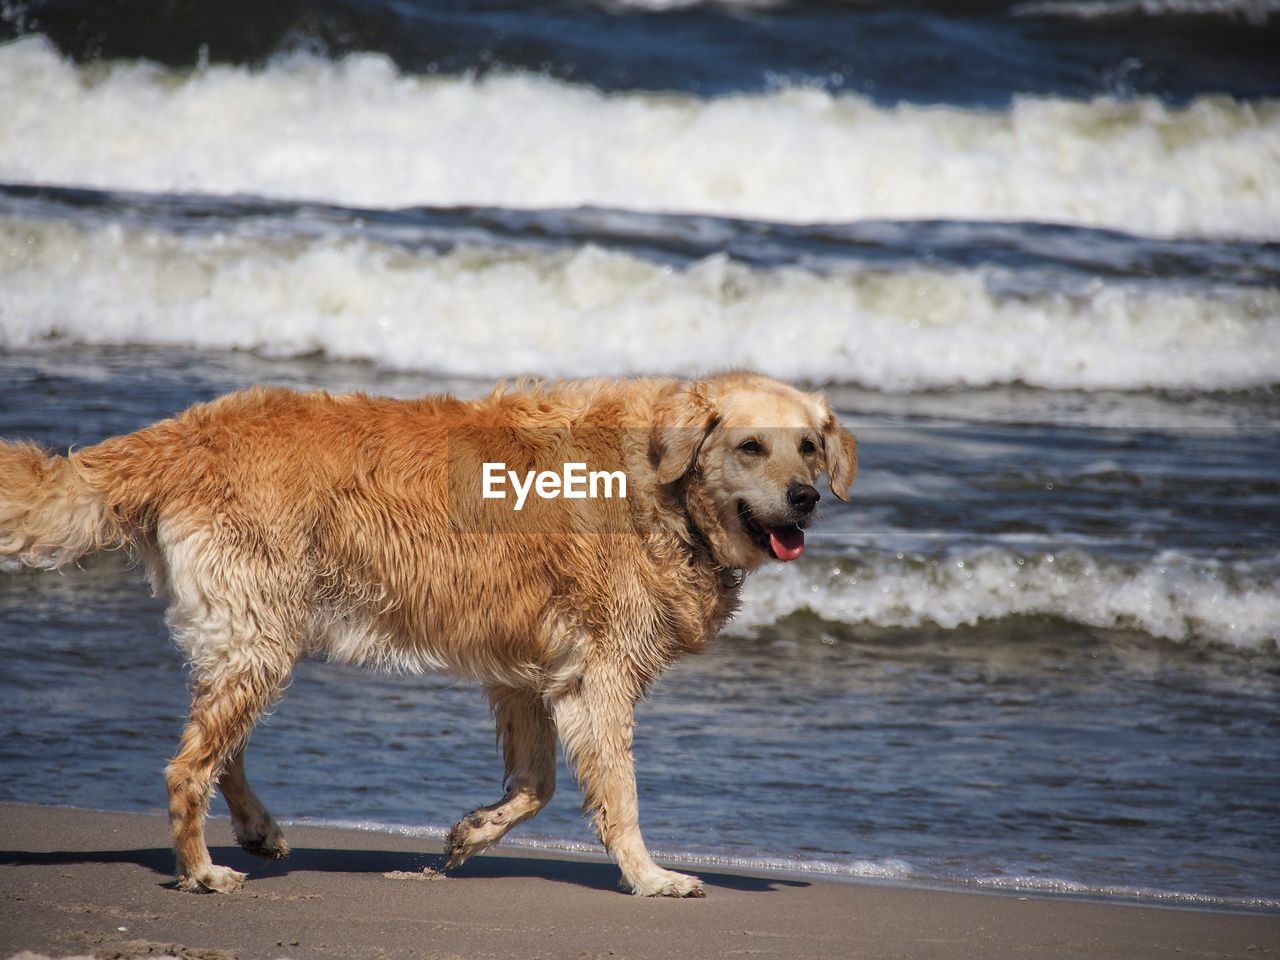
0,372,856,897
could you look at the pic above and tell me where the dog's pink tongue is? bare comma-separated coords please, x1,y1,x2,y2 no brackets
769,527,805,561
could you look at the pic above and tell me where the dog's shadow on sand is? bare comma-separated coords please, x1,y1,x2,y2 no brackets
0,844,809,894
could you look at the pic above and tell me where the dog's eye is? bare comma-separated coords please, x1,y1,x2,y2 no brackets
738,439,764,455
800,437,817,455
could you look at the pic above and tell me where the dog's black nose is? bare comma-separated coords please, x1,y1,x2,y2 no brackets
787,482,820,514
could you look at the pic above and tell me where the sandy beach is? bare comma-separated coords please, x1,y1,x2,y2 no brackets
0,803,1274,960
5,0,1280,947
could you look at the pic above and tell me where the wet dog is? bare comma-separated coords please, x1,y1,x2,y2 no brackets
0,372,856,896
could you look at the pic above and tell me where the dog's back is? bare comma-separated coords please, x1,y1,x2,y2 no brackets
0,382,684,677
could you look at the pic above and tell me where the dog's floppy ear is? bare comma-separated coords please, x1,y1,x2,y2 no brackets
652,381,718,485
819,403,858,501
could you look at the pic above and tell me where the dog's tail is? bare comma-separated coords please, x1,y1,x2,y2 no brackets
0,440,124,572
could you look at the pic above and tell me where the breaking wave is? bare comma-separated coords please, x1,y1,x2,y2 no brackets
1014,0,1280,23
2,36,1279,238
3,212,1277,392
736,548,1280,652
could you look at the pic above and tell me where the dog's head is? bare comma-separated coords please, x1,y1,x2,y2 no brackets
652,373,857,571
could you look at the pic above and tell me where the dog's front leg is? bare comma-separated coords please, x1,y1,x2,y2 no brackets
551,667,704,898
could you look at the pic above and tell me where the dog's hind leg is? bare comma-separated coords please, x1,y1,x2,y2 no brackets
445,686,557,869
157,522,305,893
219,743,290,860
167,650,295,893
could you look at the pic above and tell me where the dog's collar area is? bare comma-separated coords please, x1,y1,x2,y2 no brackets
680,493,744,592
690,524,746,591
718,566,745,590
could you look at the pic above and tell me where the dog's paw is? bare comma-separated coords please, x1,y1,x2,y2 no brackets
626,867,705,898
232,811,290,860
236,822,290,860
443,814,499,870
239,833,291,860
177,864,247,894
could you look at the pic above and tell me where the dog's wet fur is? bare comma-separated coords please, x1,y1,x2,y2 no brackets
0,372,856,897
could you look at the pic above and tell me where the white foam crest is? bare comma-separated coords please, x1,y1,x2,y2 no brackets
596,0,784,9
283,816,449,841
735,549,1280,651
3,36,1279,238
949,872,1280,909
3,213,1278,391
1015,0,1280,22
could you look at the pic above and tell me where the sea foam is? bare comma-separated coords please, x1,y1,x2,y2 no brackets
2,212,1277,392
1014,0,1280,22
735,549,1280,651
284,815,1279,909
2,36,1278,238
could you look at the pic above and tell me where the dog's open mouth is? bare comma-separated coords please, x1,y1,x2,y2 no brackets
738,501,806,561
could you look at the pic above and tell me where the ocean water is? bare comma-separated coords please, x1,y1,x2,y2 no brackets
1,0,1278,910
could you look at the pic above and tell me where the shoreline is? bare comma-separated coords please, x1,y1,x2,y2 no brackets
2,804,1276,959
280,814,1280,914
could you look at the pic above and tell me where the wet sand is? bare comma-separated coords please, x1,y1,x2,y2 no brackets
1,803,1276,959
